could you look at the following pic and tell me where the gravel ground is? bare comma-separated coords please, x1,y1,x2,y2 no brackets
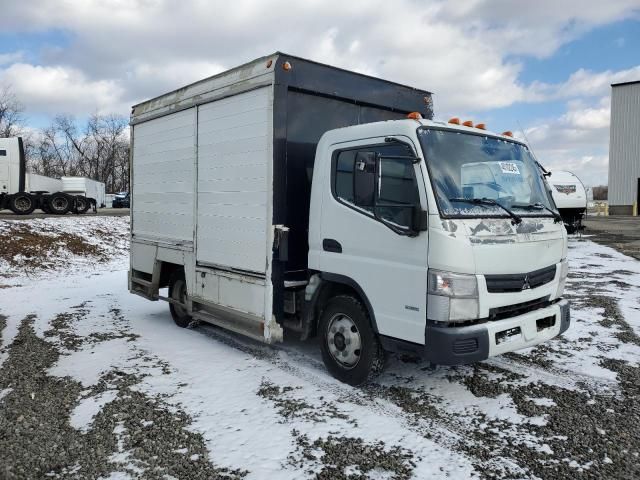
1,218,640,479
0,311,245,480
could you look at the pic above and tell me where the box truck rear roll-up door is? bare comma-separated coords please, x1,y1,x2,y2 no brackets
196,86,273,274
132,108,196,245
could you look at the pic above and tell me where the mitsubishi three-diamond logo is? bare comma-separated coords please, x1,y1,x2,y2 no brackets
522,275,531,290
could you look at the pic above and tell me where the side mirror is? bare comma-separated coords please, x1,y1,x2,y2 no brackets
353,151,376,207
411,206,428,232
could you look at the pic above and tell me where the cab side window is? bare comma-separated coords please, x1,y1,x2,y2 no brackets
333,142,420,229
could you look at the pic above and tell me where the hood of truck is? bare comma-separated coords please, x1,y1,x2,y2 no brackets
428,215,567,275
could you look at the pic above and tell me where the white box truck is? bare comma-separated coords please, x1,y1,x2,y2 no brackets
129,53,570,385
0,137,100,215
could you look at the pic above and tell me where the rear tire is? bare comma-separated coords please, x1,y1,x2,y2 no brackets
74,196,91,214
169,271,192,328
47,193,71,215
319,294,385,386
9,193,36,215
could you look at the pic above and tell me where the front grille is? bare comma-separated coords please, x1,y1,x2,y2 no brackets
489,296,550,321
485,265,557,293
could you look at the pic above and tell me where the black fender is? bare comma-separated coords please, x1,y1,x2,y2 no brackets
302,272,379,340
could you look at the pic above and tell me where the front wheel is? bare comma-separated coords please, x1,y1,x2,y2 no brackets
319,295,385,386
168,271,192,328
9,193,36,215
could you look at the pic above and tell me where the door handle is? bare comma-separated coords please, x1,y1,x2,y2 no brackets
322,238,342,253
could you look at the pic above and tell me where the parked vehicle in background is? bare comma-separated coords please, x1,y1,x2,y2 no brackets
0,137,104,215
547,170,588,233
112,192,129,208
129,53,570,385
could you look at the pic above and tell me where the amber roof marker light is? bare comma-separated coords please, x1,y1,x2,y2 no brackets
502,131,514,137
475,123,486,130
448,117,461,125
462,120,474,127
407,112,422,120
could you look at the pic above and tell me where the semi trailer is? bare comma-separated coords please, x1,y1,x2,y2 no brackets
129,53,570,385
0,137,101,215
62,176,107,208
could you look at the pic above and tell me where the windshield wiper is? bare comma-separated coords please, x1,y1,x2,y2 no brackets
448,197,523,225
513,203,563,223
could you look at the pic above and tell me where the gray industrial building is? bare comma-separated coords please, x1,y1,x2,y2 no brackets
609,80,640,215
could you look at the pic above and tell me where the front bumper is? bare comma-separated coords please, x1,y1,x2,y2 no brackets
423,298,570,365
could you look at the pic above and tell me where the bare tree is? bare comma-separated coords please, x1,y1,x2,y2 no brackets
31,114,130,192
0,85,25,138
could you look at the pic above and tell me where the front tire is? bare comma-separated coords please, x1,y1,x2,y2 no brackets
168,271,192,328
319,295,385,386
9,193,36,215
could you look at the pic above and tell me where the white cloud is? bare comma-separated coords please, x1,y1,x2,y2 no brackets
523,97,612,186
0,51,23,66
0,0,638,118
0,63,125,116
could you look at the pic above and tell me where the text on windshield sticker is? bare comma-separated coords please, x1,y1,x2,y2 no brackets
499,162,520,175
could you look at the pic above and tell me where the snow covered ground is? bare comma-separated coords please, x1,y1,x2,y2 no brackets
1,217,639,479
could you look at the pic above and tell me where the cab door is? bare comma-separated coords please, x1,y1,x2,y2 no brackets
318,137,429,344
0,147,9,194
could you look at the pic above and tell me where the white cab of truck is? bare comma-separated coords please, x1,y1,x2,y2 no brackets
129,53,570,386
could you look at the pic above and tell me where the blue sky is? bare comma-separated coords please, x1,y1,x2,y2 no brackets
1,0,639,186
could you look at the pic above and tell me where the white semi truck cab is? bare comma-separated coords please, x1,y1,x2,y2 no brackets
129,53,570,385
0,137,101,215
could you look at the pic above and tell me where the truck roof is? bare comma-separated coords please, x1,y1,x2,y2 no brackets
131,52,433,124
318,117,527,147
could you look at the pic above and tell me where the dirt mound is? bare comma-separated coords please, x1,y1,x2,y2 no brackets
0,216,129,277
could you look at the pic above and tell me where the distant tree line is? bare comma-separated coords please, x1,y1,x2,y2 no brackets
0,85,130,193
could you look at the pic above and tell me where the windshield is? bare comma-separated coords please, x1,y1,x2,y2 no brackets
418,128,555,218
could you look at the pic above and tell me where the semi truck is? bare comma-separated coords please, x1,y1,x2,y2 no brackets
0,137,101,215
547,170,588,233
129,53,570,385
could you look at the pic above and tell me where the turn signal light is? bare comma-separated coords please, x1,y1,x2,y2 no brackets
448,117,460,125
462,120,474,127
502,131,514,137
266,60,273,68
407,112,422,120
283,61,292,71
475,123,486,130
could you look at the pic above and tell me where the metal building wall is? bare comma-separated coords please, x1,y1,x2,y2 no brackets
609,81,640,214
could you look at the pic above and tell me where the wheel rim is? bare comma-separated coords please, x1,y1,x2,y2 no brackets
77,198,86,210
52,197,68,211
15,196,31,212
327,313,362,369
172,279,188,318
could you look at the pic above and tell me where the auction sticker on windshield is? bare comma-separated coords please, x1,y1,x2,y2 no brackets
499,162,520,174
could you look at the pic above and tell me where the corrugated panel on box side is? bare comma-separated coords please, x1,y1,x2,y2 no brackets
196,86,272,273
132,108,196,244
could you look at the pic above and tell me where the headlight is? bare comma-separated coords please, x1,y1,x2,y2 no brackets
428,270,478,298
556,258,569,298
427,270,479,322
